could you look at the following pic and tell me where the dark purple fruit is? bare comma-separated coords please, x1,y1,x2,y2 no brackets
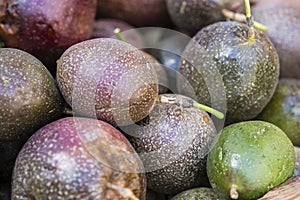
89,18,144,48
57,38,158,126
0,0,97,75
252,0,300,79
12,117,146,199
124,94,217,194
96,0,171,27
166,0,245,35
0,48,64,180
178,21,279,124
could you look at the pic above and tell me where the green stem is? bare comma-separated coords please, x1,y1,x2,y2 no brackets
156,95,225,120
244,0,251,18
193,102,224,120
244,0,255,41
114,28,127,42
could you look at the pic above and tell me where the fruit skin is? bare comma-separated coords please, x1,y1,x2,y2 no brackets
252,0,300,79
207,121,295,200
0,48,64,181
57,38,158,126
96,0,171,27
166,0,245,35
12,117,146,199
0,48,64,141
0,0,96,75
178,21,279,124
170,187,220,200
258,78,300,146
125,94,217,195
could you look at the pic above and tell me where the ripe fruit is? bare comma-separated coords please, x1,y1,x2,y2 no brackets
207,121,295,200
124,94,218,194
0,48,64,180
258,78,300,146
0,0,97,74
12,117,146,199
0,48,64,141
57,38,158,126
252,0,300,79
178,20,279,124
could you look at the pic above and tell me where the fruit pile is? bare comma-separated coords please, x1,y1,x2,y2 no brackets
0,0,300,199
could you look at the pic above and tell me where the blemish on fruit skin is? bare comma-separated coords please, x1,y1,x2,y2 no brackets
203,115,209,124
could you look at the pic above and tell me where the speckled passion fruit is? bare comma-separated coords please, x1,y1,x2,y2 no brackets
170,187,220,200
178,21,279,124
0,48,64,180
12,117,146,199
124,94,217,195
0,48,64,141
258,78,300,146
207,121,295,200
56,38,158,126
0,0,96,75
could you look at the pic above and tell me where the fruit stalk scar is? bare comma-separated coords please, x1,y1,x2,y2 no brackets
230,184,239,199
156,95,224,119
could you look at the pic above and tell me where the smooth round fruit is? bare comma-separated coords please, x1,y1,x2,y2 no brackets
125,94,217,194
178,21,279,124
12,117,146,199
57,38,158,126
207,121,295,200
0,0,96,74
258,78,300,146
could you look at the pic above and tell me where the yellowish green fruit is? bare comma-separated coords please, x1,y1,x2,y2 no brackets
207,121,295,199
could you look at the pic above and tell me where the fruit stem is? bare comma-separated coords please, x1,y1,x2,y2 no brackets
222,9,267,31
114,28,127,43
230,185,239,199
156,95,224,119
106,182,139,200
244,0,255,41
193,102,224,120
